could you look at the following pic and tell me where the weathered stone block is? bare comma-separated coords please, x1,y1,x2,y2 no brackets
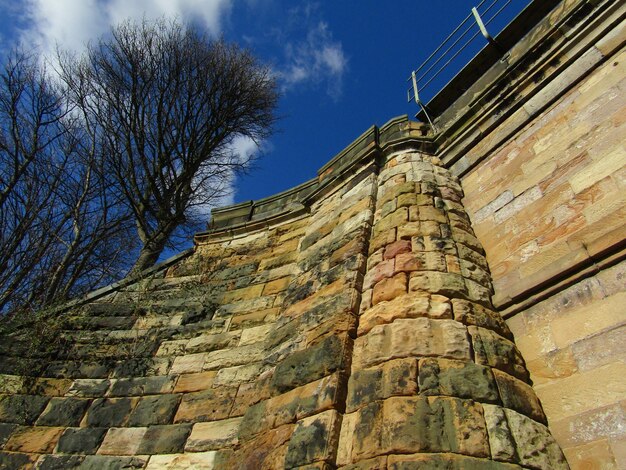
492,369,546,424
359,292,452,336
127,393,181,426
0,394,49,425
351,396,489,461
284,410,341,468
35,454,85,469
83,397,136,427
66,379,110,398
97,427,147,455
56,427,108,454
81,455,147,469
186,417,242,451
387,452,522,469
418,358,499,403
482,404,517,463
505,408,569,469
469,327,529,382
270,335,348,394
173,371,217,393
353,318,470,369
36,397,91,426
4,425,64,453
372,273,407,305
452,299,512,340
347,358,417,412
108,375,175,396
174,386,237,423
409,271,468,298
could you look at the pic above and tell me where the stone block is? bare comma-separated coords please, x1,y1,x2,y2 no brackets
185,417,242,451
97,427,147,455
372,273,407,305
469,327,529,382
387,453,522,469
81,455,147,469
83,397,137,427
0,452,37,469
127,393,181,426
353,318,470,370
66,379,110,398
108,375,176,396
284,410,341,468
363,258,394,290
384,240,412,259
0,394,49,425
359,292,452,336
492,369,546,424
174,386,237,423
505,408,569,469
418,358,499,403
351,396,489,461
146,451,218,469
347,358,417,412
4,425,64,453
56,427,108,454
173,371,216,393
482,404,517,463
270,335,348,394
35,454,85,469
36,397,91,426
240,373,344,441
409,271,468,298
0,423,15,447
452,299,512,340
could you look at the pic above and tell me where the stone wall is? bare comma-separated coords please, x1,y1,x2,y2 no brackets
444,1,626,467
0,0,624,468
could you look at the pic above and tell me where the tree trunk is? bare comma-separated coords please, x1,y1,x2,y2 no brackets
127,238,167,277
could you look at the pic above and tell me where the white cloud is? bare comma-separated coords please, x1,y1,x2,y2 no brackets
280,21,347,100
19,0,232,58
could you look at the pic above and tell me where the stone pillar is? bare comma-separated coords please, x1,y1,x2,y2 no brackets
338,149,569,469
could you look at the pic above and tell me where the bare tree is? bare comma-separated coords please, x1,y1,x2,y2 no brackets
0,51,133,314
60,19,279,275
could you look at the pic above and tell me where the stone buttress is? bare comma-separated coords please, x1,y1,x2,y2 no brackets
336,148,569,469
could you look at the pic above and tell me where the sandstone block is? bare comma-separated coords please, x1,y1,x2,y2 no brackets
173,371,217,393
359,292,452,335
97,427,147,455
353,318,470,371
505,408,569,469
493,369,546,424
384,239,412,260
127,393,181,426
342,456,388,469
56,427,108,454
397,221,422,240
387,452,522,469
452,299,512,340
418,358,499,403
409,271,468,298
369,228,396,255
363,258,395,290
347,358,417,412
373,207,408,238
469,327,529,382
0,394,49,425
351,396,489,461
5,425,64,453
174,386,237,423
35,397,91,426
372,273,407,305
185,417,242,451
66,379,110,398
83,397,137,427
270,335,348,394
146,451,217,469
284,410,341,468
482,404,517,463
240,373,344,441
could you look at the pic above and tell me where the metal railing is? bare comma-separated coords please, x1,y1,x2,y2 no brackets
407,0,529,129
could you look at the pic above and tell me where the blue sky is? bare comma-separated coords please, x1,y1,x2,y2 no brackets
0,0,529,206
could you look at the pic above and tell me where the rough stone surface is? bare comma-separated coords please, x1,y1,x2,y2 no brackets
1,10,616,464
